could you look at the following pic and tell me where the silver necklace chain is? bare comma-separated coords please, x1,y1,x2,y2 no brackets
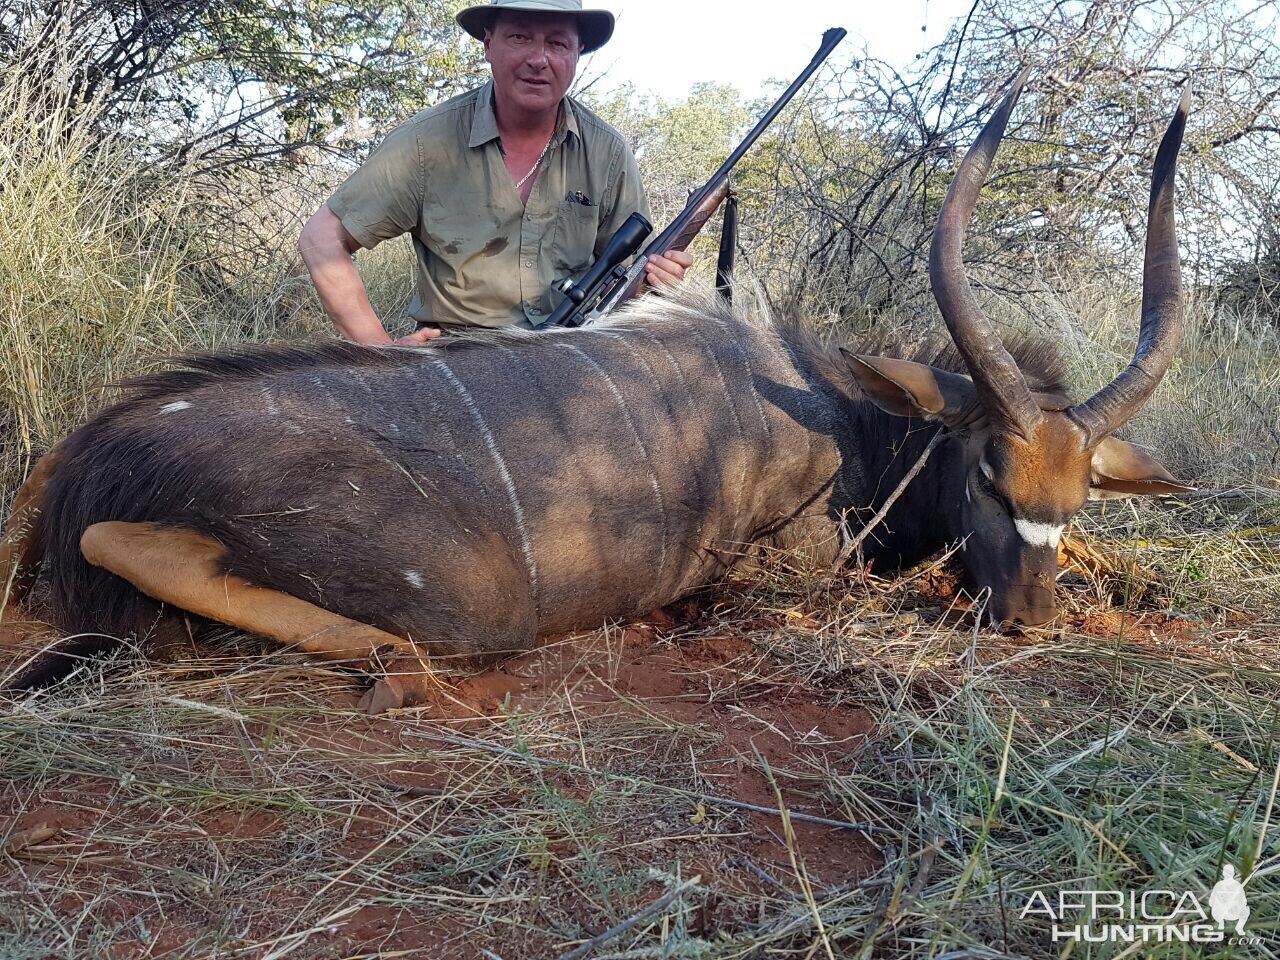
513,134,554,191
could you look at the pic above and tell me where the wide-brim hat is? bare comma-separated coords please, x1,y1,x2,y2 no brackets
457,0,615,54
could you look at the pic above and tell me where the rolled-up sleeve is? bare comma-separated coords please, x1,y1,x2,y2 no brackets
327,121,424,249
594,141,651,259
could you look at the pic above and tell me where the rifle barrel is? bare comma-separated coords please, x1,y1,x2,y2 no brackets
555,27,848,328
640,27,847,259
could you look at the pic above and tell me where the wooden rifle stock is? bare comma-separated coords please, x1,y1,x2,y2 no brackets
601,181,731,310
665,180,732,255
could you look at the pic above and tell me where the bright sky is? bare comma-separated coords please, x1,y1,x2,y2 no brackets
581,0,976,100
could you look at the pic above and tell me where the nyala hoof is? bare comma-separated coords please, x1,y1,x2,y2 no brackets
359,679,406,715
358,658,434,715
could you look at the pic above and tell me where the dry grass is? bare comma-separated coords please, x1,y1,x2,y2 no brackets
0,60,415,503
1,496,1278,958
1051,284,1280,490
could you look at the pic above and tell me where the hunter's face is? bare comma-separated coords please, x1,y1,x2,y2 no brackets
485,13,581,119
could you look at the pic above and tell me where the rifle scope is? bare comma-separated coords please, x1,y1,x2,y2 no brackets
547,211,652,328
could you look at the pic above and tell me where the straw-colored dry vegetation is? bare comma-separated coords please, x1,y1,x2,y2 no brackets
3,17,1280,960
2,501,1278,958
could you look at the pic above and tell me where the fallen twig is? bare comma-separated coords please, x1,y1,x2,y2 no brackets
833,431,946,572
727,856,794,894
556,875,702,960
702,794,895,836
1171,487,1280,502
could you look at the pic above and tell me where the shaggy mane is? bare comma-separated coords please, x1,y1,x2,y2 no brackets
620,282,1072,397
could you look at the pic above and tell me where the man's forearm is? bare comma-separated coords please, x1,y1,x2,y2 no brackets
305,251,393,344
298,208,393,345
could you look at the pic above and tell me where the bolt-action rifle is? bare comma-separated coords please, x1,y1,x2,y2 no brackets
547,26,847,329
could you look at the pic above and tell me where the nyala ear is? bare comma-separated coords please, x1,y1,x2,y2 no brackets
1090,437,1193,500
840,351,982,430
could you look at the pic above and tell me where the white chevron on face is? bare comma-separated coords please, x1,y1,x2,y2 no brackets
1014,518,1064,549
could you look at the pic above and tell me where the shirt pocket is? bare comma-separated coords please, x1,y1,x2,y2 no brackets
548,198,599,278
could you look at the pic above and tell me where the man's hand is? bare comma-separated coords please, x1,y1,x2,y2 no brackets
644,250,693,290
392,327,443,347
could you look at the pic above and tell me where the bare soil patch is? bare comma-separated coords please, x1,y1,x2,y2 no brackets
0,591,886,958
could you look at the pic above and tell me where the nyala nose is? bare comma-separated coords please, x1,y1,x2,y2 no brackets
1004,610,1055,629
992,593,1057,629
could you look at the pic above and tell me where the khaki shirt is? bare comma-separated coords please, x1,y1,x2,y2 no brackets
328,82,650,329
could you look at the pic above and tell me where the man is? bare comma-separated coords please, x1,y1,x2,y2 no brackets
299,0,692,345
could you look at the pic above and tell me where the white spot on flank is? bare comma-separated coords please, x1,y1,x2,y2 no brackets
160,401,191,413
1014,518,1064,549
403,569,425,589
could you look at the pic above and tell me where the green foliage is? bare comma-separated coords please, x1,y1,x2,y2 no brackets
185,0,488,152
2,0,487,164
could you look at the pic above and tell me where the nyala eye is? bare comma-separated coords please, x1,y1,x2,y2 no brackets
973,466,1014,514
974,458,996,490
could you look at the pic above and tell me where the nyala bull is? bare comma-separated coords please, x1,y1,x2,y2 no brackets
0,79,1191,712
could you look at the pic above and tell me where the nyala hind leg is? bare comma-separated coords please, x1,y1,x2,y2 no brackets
79,521,440,713
0,447,62,616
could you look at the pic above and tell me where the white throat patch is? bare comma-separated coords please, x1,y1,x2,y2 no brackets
1014,518,1065,550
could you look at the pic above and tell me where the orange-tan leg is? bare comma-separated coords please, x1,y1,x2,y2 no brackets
80,520,438,713
1,448,62,616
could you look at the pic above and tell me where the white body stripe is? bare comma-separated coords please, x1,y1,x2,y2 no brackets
429,357,539,601
1014,519,1064,549
561,344,669,584
260,387,280,416
683,321,749,523
622,329,724,563
160,401,191,414
708,315,771,437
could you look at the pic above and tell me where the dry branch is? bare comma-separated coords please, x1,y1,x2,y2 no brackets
556,875,702,960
